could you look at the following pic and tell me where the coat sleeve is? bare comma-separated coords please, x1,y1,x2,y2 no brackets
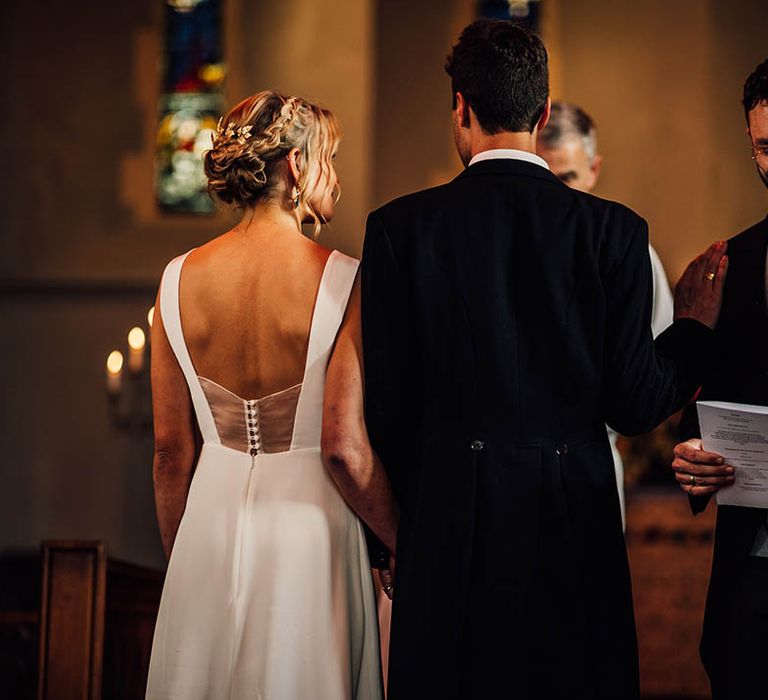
602,216,715,436
361,212,411,490
360,211,413,563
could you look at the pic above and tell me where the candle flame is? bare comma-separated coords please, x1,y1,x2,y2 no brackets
147,306,155,327
128,327,146,351
107,350,124,375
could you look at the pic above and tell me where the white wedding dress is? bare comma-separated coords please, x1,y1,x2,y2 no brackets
146,250,383,700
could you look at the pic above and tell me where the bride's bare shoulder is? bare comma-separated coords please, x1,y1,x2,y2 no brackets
305,239,336,266
182,230,235,267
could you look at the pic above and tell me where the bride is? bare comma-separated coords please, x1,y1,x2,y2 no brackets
145,91,393,700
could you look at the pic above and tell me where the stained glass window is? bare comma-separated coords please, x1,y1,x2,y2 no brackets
155,0,225,214
479,0,542,31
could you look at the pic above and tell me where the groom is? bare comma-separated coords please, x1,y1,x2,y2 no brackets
360,19,726,700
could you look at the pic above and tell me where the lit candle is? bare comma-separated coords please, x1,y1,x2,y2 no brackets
106,350,124,395
128,327,146,373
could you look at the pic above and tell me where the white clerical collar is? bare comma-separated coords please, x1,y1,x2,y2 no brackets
468,148,550,171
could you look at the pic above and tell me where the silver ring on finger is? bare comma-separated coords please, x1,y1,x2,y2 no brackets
690,474,697,486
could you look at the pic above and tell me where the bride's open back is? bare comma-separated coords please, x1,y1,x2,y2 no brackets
179,231,331,400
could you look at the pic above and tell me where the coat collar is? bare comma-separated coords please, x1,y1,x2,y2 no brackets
454,157,563,185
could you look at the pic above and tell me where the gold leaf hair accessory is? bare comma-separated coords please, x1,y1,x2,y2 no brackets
214,118,253,145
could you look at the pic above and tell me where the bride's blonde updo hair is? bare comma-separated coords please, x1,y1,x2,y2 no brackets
204,90,341,235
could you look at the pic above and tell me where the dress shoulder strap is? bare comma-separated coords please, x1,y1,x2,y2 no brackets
158,251,220,445
291,250,360,449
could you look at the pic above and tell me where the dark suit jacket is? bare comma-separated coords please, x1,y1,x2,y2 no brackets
361,158,714,700
678,215,768,677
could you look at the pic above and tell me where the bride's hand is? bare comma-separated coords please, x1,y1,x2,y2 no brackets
673,241,728,330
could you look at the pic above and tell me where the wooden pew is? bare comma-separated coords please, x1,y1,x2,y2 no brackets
37,541,106,700
34,541,162,700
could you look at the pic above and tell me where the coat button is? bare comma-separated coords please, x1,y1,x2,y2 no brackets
470,440,485,452
556,443,569,455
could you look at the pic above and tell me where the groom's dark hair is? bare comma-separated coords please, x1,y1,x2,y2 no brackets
445,18,548,134
743,58,768,122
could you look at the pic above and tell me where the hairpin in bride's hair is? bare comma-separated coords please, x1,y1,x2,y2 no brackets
213,118,254,145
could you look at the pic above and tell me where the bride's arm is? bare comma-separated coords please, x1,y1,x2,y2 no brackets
150,294,198,559
322,277,399,555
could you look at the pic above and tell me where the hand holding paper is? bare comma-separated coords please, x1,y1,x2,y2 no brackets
672,437,735,496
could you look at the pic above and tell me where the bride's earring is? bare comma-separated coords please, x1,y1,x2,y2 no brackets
292,186,300,209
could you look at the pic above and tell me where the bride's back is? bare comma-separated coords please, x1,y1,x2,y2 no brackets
179,230,331,400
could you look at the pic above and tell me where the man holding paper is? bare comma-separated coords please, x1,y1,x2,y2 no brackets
671,58,768,700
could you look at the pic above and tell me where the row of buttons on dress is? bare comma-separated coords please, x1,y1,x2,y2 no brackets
247,399,262,457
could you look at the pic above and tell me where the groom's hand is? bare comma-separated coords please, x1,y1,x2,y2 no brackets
673,241,728,330
378,553,396,600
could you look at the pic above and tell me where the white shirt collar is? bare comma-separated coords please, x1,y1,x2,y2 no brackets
468,148,550,171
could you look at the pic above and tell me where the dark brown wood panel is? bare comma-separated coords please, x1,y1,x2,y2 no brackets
37,542,106,700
